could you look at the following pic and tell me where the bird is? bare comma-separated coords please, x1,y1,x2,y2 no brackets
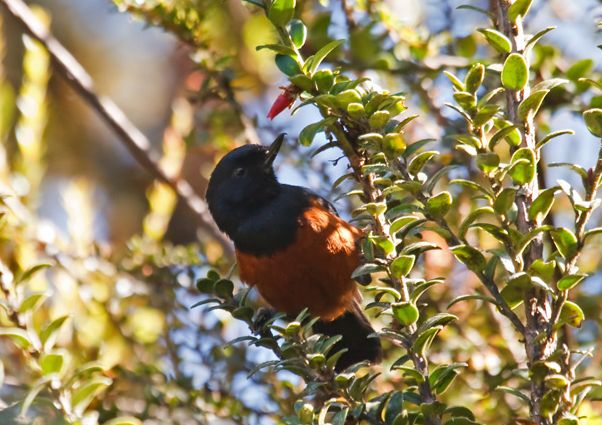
205,134,381,371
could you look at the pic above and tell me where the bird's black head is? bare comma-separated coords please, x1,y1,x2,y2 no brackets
206,134,285,236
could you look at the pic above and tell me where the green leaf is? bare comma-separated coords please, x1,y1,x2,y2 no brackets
412,326,441,356
196,278,214,293
289,74,314,91
473,104,500,126
492,119,521,147
443,71,465,91
501,53,529,90
390,255,415,278
536,129,574,149
417,313,458,335
559,301,584,327
21,381,46,417
557,415,580,425
494,188,517,215
508,0,533,21
529,187,559,222
517,89,549,120
268,0,296,26
516,225,553,256
383,133,406,156
479,87,506,105
525,26,556,51
332,407,349,425
529,259,556,282
496,386,530,404
18,293,47,313
459,206,495,238
102,417,142,425
308,39,344,75
476,153,500,173
0,83,15,138
72,376,113,414
214,279,234,299
403,138,437,158
465,63,485,93
583,108,602,137
391,365,425,383
450,245,486,272
299,117,335,146
567,59,594,81
532,78,569,92
275,54,301,76
352,263,384,278
369,110,390,129
557,274,587,291
389,216,420,235
429,363,466,395
312,69,335,92
255,44,297,55
335,89,362,109
477,29,511,54
289,19,307,48
16,263,51,286
41,353,64,375
0,327,32,349
392,302,419,326
401,241,440,256
508,148,536,185
500,284,523,309
585,227,602,241
456,5,493,19
40,316,69,349
408,151,438,175
551,228,578,259
448,294,498,308
426,191,452,218
411,279,444,303
453,92,477,112
450,179,492,196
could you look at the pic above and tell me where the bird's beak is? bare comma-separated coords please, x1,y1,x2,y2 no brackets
264,133,285,168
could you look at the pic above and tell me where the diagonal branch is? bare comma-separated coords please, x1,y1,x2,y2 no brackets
1,0,233,256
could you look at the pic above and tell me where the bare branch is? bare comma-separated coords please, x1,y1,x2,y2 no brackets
1,0,234,256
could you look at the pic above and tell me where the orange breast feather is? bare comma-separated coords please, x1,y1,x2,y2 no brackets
236,200,363,321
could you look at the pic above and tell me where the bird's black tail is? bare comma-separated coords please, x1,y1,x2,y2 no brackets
313,302,381,371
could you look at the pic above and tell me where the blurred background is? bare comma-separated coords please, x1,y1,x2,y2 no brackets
1,0,602,424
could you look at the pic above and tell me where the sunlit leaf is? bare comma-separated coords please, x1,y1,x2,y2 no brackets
501,53,528,90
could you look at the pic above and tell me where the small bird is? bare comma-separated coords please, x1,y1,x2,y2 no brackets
206,134,381,370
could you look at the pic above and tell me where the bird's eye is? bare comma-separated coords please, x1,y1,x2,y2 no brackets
233,167,246,177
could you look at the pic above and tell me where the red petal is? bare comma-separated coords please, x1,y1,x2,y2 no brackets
267,92,295,120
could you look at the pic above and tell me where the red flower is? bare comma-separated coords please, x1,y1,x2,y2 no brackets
267,86,298,120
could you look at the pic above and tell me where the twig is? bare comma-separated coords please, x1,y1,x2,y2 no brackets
0,0,234,256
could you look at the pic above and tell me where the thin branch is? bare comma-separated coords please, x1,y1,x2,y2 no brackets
1,0,234,256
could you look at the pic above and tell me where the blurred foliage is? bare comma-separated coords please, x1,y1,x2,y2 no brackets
1,0,602,424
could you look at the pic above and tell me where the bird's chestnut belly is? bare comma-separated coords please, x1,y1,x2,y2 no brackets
235,203,362,321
